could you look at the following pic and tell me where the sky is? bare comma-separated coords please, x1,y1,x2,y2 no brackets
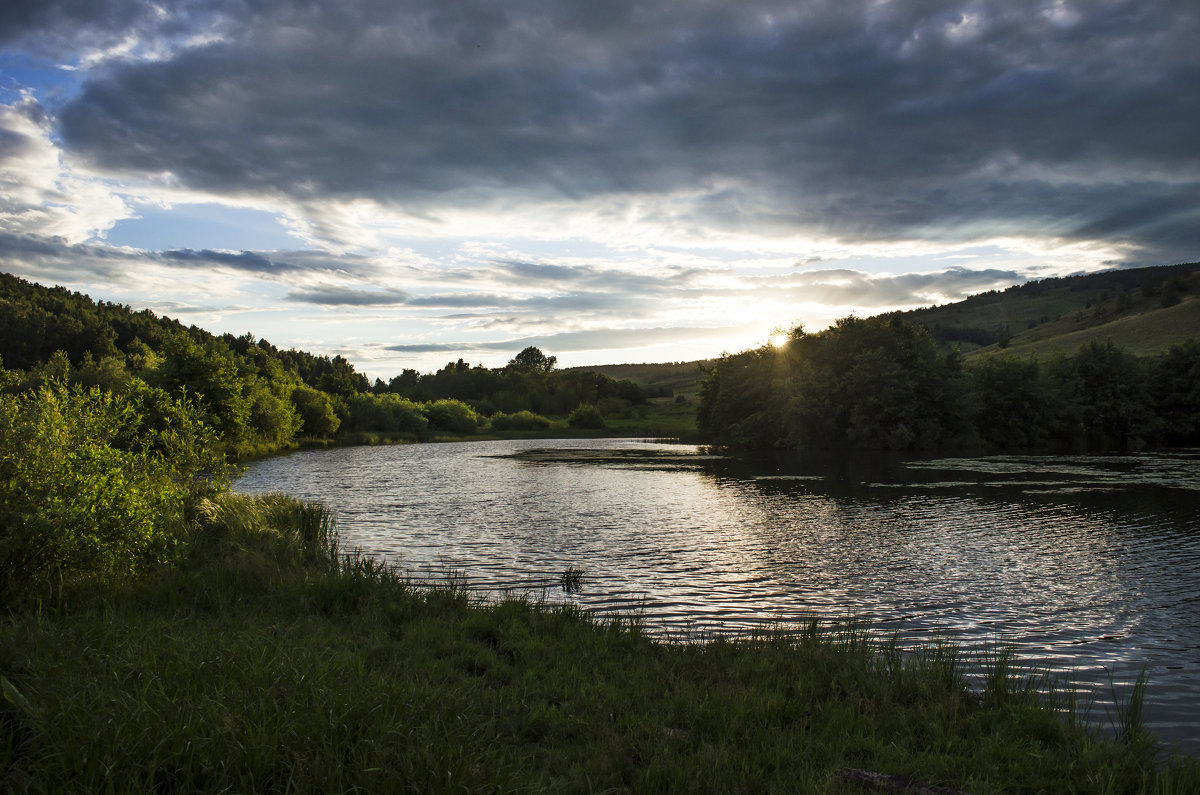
1,0,1197,379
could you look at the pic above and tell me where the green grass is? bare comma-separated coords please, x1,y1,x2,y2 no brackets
591,398,700,439
904,265,1200,360
984,296,1200,360
564,361,712,400
3,494,1197,793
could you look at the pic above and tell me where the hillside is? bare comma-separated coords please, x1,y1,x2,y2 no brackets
564,360,714,400
902,261,1200,358
568,262,1200,408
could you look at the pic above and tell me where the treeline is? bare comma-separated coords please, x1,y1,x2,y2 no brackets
698,314,1200,452
0,273,645,457
377,347,646,418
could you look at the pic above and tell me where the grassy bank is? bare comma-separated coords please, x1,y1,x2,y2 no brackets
2,495,1197,793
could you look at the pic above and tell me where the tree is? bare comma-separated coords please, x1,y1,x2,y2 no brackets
1051,341,1157,450
568,402,606,429
968,353,1056,449
423,399,481,434
292,386,341,436
155,335,252,450
1152,340,1200,444
697,315,965,450
508,346,557,373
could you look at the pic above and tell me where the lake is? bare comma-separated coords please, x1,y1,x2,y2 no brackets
235,438,1200,754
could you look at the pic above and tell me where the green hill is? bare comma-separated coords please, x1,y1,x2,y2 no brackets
571,262,1200,412
564,360,714,400
901,261,1200,358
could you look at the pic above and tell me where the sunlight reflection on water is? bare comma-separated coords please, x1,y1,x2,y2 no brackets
235,439,1200,753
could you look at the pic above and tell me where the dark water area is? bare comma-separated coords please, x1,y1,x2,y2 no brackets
235,439,1200,754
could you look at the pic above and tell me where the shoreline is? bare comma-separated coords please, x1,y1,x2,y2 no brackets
3,492,1197,791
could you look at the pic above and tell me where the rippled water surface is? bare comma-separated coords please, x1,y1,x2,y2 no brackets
236,439,1200,753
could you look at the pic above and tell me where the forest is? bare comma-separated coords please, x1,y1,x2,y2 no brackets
0,271,649,594
697,313,1200,452
0,273,646,458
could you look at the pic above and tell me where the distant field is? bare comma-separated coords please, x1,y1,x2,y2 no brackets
905,261,1200,359
977,294,1200,359
566,360,713,399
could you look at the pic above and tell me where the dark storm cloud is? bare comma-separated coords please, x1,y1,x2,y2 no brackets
0,0,154,48
18,0,1200,261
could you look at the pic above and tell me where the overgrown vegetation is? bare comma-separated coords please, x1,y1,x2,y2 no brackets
0,380,229,598
699,314,1200,451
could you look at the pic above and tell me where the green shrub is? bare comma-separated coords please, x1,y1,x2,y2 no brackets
0,380,228,597
567,402,606,429
489,410,551,431
292,385,341,436
344,393,427,435
423,399,481,434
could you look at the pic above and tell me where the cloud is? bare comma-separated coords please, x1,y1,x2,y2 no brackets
0,96,131,243
27,0,1193,261
745,266,1027,307
0,231,139,283
3,0,1197,374
0,230,378,292
386,324,749,355
285,286,411,306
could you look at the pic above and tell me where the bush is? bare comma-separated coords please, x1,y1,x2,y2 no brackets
567,402,606,429
423,399,481,434
344,393,428,435
292,386,341,436
0,380,228,597
489,410,552,431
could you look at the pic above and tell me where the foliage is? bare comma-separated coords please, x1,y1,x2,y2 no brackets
0,275,660,448
568,402,607,429
699,314,1200,452
967,354,1060,449
507,345,557,372
342,393,428,436
0,381,228,598
1152,340,1200,444
1048,341,1158,450
423,399,482,435
700,316,965,450
384,355,647,417
489,410,552,431
291,385,341,436
0,273,369,456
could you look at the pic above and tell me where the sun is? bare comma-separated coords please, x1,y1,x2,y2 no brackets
770,332,789,348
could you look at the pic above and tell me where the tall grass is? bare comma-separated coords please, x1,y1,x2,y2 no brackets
2,494,1197,793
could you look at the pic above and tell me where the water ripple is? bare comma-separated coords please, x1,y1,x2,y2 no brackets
236,439,1200,754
